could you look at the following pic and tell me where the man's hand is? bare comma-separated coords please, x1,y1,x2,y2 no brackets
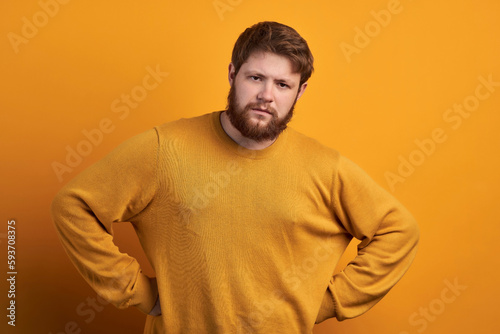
148,294,162,316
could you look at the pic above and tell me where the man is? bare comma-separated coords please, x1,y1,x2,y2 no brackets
51,21,419,333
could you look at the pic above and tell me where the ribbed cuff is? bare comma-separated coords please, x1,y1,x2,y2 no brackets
130,273,159,314
315,288,337,323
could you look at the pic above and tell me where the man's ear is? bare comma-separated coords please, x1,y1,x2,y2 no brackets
228,63,236,86
296,82,308,100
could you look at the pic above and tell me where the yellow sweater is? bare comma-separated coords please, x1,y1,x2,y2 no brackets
51,111,419,333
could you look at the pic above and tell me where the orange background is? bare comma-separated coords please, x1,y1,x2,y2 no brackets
1,0,499,333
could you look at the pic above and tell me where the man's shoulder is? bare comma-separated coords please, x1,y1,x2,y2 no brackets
286,126,340,157
156,112,215,131
154,112,217,139
285,128,372,182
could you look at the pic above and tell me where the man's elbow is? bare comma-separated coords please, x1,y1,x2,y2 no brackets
406,214,420,249
50,188,73,231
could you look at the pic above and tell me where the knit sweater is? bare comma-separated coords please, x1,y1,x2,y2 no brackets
51,111,419,333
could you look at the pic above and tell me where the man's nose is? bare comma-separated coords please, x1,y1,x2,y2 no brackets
257,82,274,102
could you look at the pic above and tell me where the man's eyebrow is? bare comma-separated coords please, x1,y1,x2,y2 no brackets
242,69,266,77
242,69,295,85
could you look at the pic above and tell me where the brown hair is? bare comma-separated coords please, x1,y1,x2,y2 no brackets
231,21,314,87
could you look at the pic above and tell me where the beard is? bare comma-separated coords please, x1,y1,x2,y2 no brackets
225,85,297,142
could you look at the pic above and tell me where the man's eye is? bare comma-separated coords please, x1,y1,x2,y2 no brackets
278,83,289,88
250,76,260,81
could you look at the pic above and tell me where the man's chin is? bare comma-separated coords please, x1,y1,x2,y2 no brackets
247,115,272,126
224,104,291,142
242,125,279,142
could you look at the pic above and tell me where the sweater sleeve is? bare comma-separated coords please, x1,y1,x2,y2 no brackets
316,156,419,322
51,128,159,314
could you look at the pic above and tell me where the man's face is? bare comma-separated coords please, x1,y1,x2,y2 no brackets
226,51,307,142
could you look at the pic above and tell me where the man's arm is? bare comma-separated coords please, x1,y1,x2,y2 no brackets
51,128,160,314
316,156,420,322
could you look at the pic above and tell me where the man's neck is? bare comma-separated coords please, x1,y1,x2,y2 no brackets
219,111,277,150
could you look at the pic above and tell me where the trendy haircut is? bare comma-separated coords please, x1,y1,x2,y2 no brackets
231,21,314,87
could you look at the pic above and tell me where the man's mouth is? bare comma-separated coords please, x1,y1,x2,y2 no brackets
251,107,272,115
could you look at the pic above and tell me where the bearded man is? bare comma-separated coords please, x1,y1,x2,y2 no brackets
52,21,419,334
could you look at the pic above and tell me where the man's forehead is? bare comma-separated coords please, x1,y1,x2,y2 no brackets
239,51,301,81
